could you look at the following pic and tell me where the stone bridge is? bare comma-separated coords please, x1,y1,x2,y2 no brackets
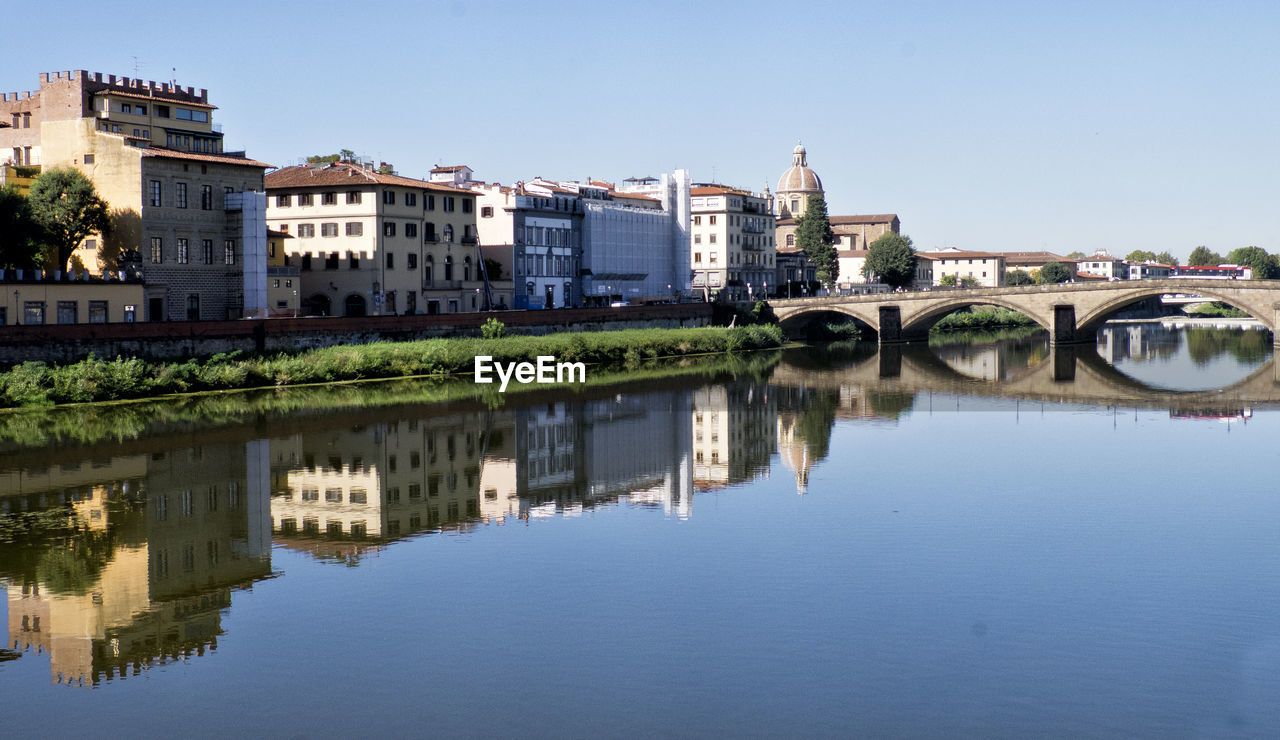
770,279,1280,345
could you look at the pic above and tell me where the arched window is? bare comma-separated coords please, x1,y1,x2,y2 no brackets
464,255,471,282
424,254,433,282
526,281,535,297
444,255,454,281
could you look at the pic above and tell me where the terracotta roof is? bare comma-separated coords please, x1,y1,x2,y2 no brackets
1002,251,1070,264
837,250,869,258
95,89,217,109
922,249,1005,260
829,214,898,225
611,191,659,202
691,185,751,196
430,165,469,172
1074,271,1109,280
590,180,615,188
265,163,474,193
140,148,272,168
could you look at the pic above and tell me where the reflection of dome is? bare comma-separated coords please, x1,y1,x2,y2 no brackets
776,415,811,494
777,143,823,194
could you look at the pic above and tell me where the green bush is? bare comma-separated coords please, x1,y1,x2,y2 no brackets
481,317,506,339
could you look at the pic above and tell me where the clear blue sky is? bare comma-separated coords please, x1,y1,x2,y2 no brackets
14,0,1280,260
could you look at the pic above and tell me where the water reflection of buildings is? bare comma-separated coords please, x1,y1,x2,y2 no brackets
1097,324,1180,364
692,382,776,492
1,443,272,687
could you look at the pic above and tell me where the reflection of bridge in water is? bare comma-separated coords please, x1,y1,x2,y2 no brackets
767,344,1280,412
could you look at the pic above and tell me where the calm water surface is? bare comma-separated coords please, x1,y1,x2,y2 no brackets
1,326,1278,738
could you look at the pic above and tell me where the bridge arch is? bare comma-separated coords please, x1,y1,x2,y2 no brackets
777,304,882,338
900,295,1053,335
1075,284,1277,335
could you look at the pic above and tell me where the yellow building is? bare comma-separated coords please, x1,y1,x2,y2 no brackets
265,161,483,316
266,229,300,317
690,185,777,302
0,70,271,321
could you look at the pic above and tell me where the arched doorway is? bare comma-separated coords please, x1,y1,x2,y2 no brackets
304,293,331,316
344,294,367,317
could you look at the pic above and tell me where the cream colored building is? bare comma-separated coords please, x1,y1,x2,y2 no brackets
920,248,1006,287
691,383,776,490
0,70,271,321
0,277,143,325
265,162,484,316
690,185,776,301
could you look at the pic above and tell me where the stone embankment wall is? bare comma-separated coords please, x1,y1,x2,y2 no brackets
0,304,713,363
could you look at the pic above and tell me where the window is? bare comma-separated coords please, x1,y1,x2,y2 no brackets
346,191,362,204
386,252,394,269
786,234,795,247
321,223,339,237
322,192,337,205
24,301,45,325
83,153,95,165
695,252,702,263
383,222,396,237
693,216,702,225
199,239,212,264
710,234,717,244
383,190,396,205
405,192,416,206
57,301,78,324
224,240,236,265
404,223,417,238
22,112,30,128
299,193,313,206
276,194,291,207
298,223,315,237
444,197,455,212
177,238,189,263
85,300,107,324
201,184,213,210
349,252,359,269
443,224,454,242
425,195,435,211
407,253,417,269
791,199,799,212
136,104,146,115
462,199,473,213
186,294,200,321
424,223,436,242
151,237,163,263
694,234,702,244
444,255,454,280
481,206,493,218
345,222,362,236
149,180,162,207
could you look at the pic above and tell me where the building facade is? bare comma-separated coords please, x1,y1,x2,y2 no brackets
264,162,481,316
690,185,776,302
0,70,270,321
920,248,1006,287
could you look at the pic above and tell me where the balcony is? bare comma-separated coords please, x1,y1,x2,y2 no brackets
461,236,479,246
742,222,765,234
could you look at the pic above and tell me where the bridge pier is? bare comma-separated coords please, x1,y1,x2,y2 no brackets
877,305,928,344
1051,304,1087,345
1051,345,1077,382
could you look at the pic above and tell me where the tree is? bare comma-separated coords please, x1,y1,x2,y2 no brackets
1226,246,1280,279
938,274,958,287
1037,262,1073,284
959,275,980,289
1066,251,1086,259
27,168,111,272
1126,249,1157,262
863,232,917,290
0,185,41,269
305,153,340,164
1155,251,1179,266
483,257,504,281
794,193,837,286
1005,269,1034,286
1187,245,1222,267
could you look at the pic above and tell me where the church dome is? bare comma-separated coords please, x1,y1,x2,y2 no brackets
777,143,822,194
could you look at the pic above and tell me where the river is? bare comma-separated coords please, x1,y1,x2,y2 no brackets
1,323,1277,737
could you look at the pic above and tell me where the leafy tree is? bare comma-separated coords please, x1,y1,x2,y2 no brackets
305,153,340,164
27,168,111,272
794,193,837,286
1155,250,1179,266
0,185,41,269
339,148,356,162
1187,245,1222,267
938,274,958,287
1005,269,1034,286
482,257,503,281
1037,261,1073,284
863,232,917,289
959,275,980,289
1066,251,1086,259
1226,246,1279,279
1126,249,1157,262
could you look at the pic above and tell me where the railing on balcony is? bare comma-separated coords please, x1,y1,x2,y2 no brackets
461,236,479,245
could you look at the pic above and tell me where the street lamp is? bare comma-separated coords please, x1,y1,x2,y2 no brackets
747,282,752,302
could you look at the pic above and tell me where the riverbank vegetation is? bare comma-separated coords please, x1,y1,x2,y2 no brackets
0,324,784,409
1187,301,1249,318
930,307,1038,332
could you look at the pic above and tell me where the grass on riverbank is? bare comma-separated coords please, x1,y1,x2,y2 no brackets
0,325,784,409
1188,301,1250,318
930,307,1038,332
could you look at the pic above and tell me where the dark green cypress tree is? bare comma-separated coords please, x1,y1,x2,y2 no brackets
794,193,838,287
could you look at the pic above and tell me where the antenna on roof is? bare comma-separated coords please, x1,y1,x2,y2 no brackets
171,67,177,86
132,56,144,78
